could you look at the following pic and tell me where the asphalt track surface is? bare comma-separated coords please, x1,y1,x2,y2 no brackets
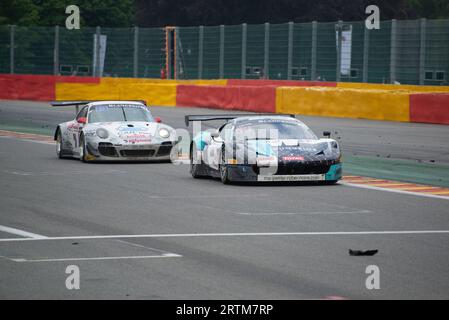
0,100,449,299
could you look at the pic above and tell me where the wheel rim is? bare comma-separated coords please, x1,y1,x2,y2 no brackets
79,139,84,159
220,152,227,180
56,134,61,155
190,151,195,172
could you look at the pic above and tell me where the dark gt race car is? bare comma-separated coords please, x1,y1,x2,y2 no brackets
186,114,342,184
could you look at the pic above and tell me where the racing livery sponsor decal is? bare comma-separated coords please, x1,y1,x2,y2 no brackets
282,156,305,161
92,104,148,111
258,174,326,182
66,122,79,132
116,125,152,143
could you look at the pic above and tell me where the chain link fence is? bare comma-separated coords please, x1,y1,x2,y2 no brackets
1,19,448,85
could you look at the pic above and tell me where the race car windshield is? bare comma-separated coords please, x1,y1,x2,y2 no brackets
235,120,317,140
88,105,154,123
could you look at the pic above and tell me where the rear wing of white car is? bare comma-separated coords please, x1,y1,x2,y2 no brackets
50,100,147,113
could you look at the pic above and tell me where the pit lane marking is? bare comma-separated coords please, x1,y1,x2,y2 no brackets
0,238,182,263
0,225,48,239
5,253,182,263
0,230,448,242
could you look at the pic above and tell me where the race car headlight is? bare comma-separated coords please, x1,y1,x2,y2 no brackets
158,128,170,139
96,128,109,139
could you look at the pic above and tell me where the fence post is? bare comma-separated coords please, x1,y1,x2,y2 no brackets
133,26,139,78
54,26,59,75
95,26,101,77
287,22,293,80
419,18,427,85
10,25,15,74
264,22,270,78
311,21,317,81
363,26,370,83
198,26,204,79
336,20,343,82
241,23,247,79
390,19,397,84
219,25,225,79
175,26,180,80
166,28,172,80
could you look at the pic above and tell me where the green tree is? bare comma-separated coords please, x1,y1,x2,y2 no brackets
0,0,40,25
407,0,449,19
1,0,136,27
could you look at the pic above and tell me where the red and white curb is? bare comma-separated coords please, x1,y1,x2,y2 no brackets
341,176,449,200
0,129,54,144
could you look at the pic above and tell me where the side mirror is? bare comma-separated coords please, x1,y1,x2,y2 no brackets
77,117,87,124
323,131,331,138
155,117,162,123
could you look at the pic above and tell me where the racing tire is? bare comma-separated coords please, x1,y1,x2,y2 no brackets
190,144,207,178
219,145,231,185
79,135,89,163
55,129,64,159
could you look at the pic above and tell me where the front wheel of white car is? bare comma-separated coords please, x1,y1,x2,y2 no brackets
79,135,89,163
56,129,63,159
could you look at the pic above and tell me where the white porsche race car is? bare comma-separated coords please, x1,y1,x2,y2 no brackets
52,100,177,162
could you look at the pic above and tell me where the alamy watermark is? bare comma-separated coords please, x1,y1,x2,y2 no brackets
65,265,80,290
365,5,380,30
65,5,80,30
365,265,380,290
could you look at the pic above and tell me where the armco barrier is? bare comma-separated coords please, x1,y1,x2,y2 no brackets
100,77,227,86
227,79,336,87
56,81,177,106
276,87,410,122
176,85,276,113
56,82,121,101
2,74,449,125
55,77,224,106
337,82,449,93
410,93,449,125
0,74,99,101
118,83,177,106
0,75,54,101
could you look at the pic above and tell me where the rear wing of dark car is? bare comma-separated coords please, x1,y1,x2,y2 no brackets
184,114,296,127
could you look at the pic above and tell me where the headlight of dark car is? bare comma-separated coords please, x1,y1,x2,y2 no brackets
96,128,109,139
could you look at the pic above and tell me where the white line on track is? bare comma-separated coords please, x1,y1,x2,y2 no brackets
234,210,372,216
197,203,372,216
147,194,270,199
0,225,48,239
340,181,449,201
8,253,182,263
0,230,448,242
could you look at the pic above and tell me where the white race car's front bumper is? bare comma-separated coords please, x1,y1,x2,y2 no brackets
87,141,174,161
